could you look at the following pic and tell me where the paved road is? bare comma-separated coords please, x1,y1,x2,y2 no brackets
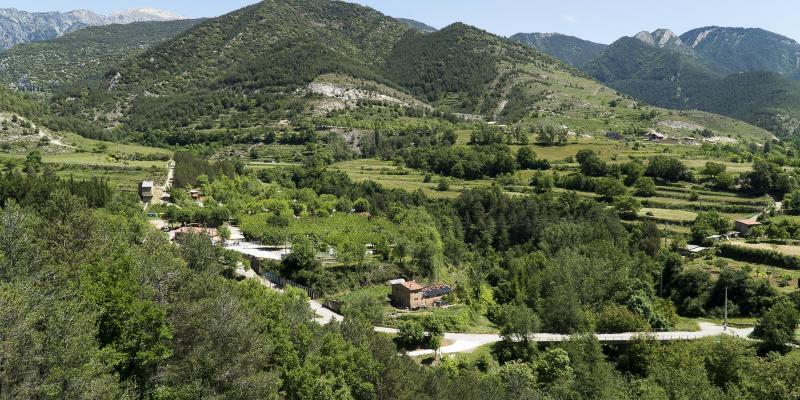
373,321,752,357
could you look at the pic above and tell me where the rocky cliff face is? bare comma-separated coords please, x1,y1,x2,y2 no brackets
0,7,183,49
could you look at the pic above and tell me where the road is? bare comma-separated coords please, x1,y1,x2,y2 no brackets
371,320,752,357
233,263,755,357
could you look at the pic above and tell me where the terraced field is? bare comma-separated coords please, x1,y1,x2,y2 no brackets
0,131,172,191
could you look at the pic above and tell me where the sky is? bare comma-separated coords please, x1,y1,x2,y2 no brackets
6,0,800,44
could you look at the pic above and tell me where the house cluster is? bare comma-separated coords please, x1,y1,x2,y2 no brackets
390,279,452,310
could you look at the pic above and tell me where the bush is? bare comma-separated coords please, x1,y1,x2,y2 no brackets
596,304,651,333
633,177,657,197
353,198,370,213
753,302,799,353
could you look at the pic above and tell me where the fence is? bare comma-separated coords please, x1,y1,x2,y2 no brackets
263,271,316,299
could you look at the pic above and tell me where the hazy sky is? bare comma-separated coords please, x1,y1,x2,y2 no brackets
6,0,800,44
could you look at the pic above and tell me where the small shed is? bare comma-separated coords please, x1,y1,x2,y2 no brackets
680,244,709,256
139,180,154,200
648,132,665,141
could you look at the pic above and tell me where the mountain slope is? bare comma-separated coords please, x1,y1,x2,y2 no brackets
385,23,545,114
510,32,606,67
0,7,183,49
395,18,437,33
585,36,800,136
681,26,800,79
0,19,201,92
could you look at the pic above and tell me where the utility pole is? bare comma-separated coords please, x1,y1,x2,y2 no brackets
723,287,728,331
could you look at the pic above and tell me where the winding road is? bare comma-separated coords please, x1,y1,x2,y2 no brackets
236,267,754,357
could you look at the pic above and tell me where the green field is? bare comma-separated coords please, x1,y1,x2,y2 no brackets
728,240,800,257
639,207,698,223
331,158,523,199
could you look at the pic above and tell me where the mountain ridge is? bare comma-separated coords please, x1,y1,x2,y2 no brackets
0,7,184,49
509,32,607,67
395,18,437,33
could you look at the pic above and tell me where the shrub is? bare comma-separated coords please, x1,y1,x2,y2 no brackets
397,320,425,349
718,244,800,270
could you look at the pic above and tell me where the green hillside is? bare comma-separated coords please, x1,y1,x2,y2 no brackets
385,23,548,114
0,19,201,93
395,17,437,33
510,32,607,67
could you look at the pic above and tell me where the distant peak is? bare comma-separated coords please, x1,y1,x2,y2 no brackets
108,8,185,22
634,28,685,49
634,31,656,46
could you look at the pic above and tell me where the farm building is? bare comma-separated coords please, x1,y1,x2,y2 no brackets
735,219,762,235
390,280,452,309
648,132,665,141
606,131,623,140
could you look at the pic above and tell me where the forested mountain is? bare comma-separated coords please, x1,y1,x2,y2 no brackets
509,32,607,67
0,7,183,49
585,36,800,136
395,18,437,33
680,26,800,79
384,23,562,114
0,19,201,92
